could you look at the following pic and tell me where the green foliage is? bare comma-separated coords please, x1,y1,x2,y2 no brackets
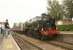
47,0,64,20
63,0,73,18
57,24,73,31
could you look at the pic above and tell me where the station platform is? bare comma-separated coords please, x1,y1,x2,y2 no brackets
0,34,20,50
60,31,73,34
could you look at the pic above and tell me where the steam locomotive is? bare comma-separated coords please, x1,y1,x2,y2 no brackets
24,17,59,40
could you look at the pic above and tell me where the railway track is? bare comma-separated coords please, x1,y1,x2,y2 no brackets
13,33,73,50
47,37,73,50
13,34,42,50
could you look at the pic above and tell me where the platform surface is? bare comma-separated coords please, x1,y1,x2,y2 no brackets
0,34,20,50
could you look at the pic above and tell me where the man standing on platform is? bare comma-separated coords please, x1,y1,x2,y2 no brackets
4,19,10,37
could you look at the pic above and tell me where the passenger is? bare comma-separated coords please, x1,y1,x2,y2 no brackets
4,19,10,37
1,25,5,36
1,27,3,34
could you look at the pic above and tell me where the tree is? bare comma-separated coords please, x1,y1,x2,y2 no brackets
47,0,64,20
63,0,73,18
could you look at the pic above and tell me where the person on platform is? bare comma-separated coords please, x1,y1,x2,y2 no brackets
4,19,10,37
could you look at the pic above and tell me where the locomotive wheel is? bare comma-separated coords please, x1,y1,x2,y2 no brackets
39,35,48,41
39,34,59,41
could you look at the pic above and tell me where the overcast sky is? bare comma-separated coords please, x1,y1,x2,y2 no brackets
0,0,62,28
0,0,48,28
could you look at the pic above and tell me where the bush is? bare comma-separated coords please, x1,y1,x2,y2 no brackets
57,24,73,31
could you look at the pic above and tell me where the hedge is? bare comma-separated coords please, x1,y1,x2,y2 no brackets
57,24,73,31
